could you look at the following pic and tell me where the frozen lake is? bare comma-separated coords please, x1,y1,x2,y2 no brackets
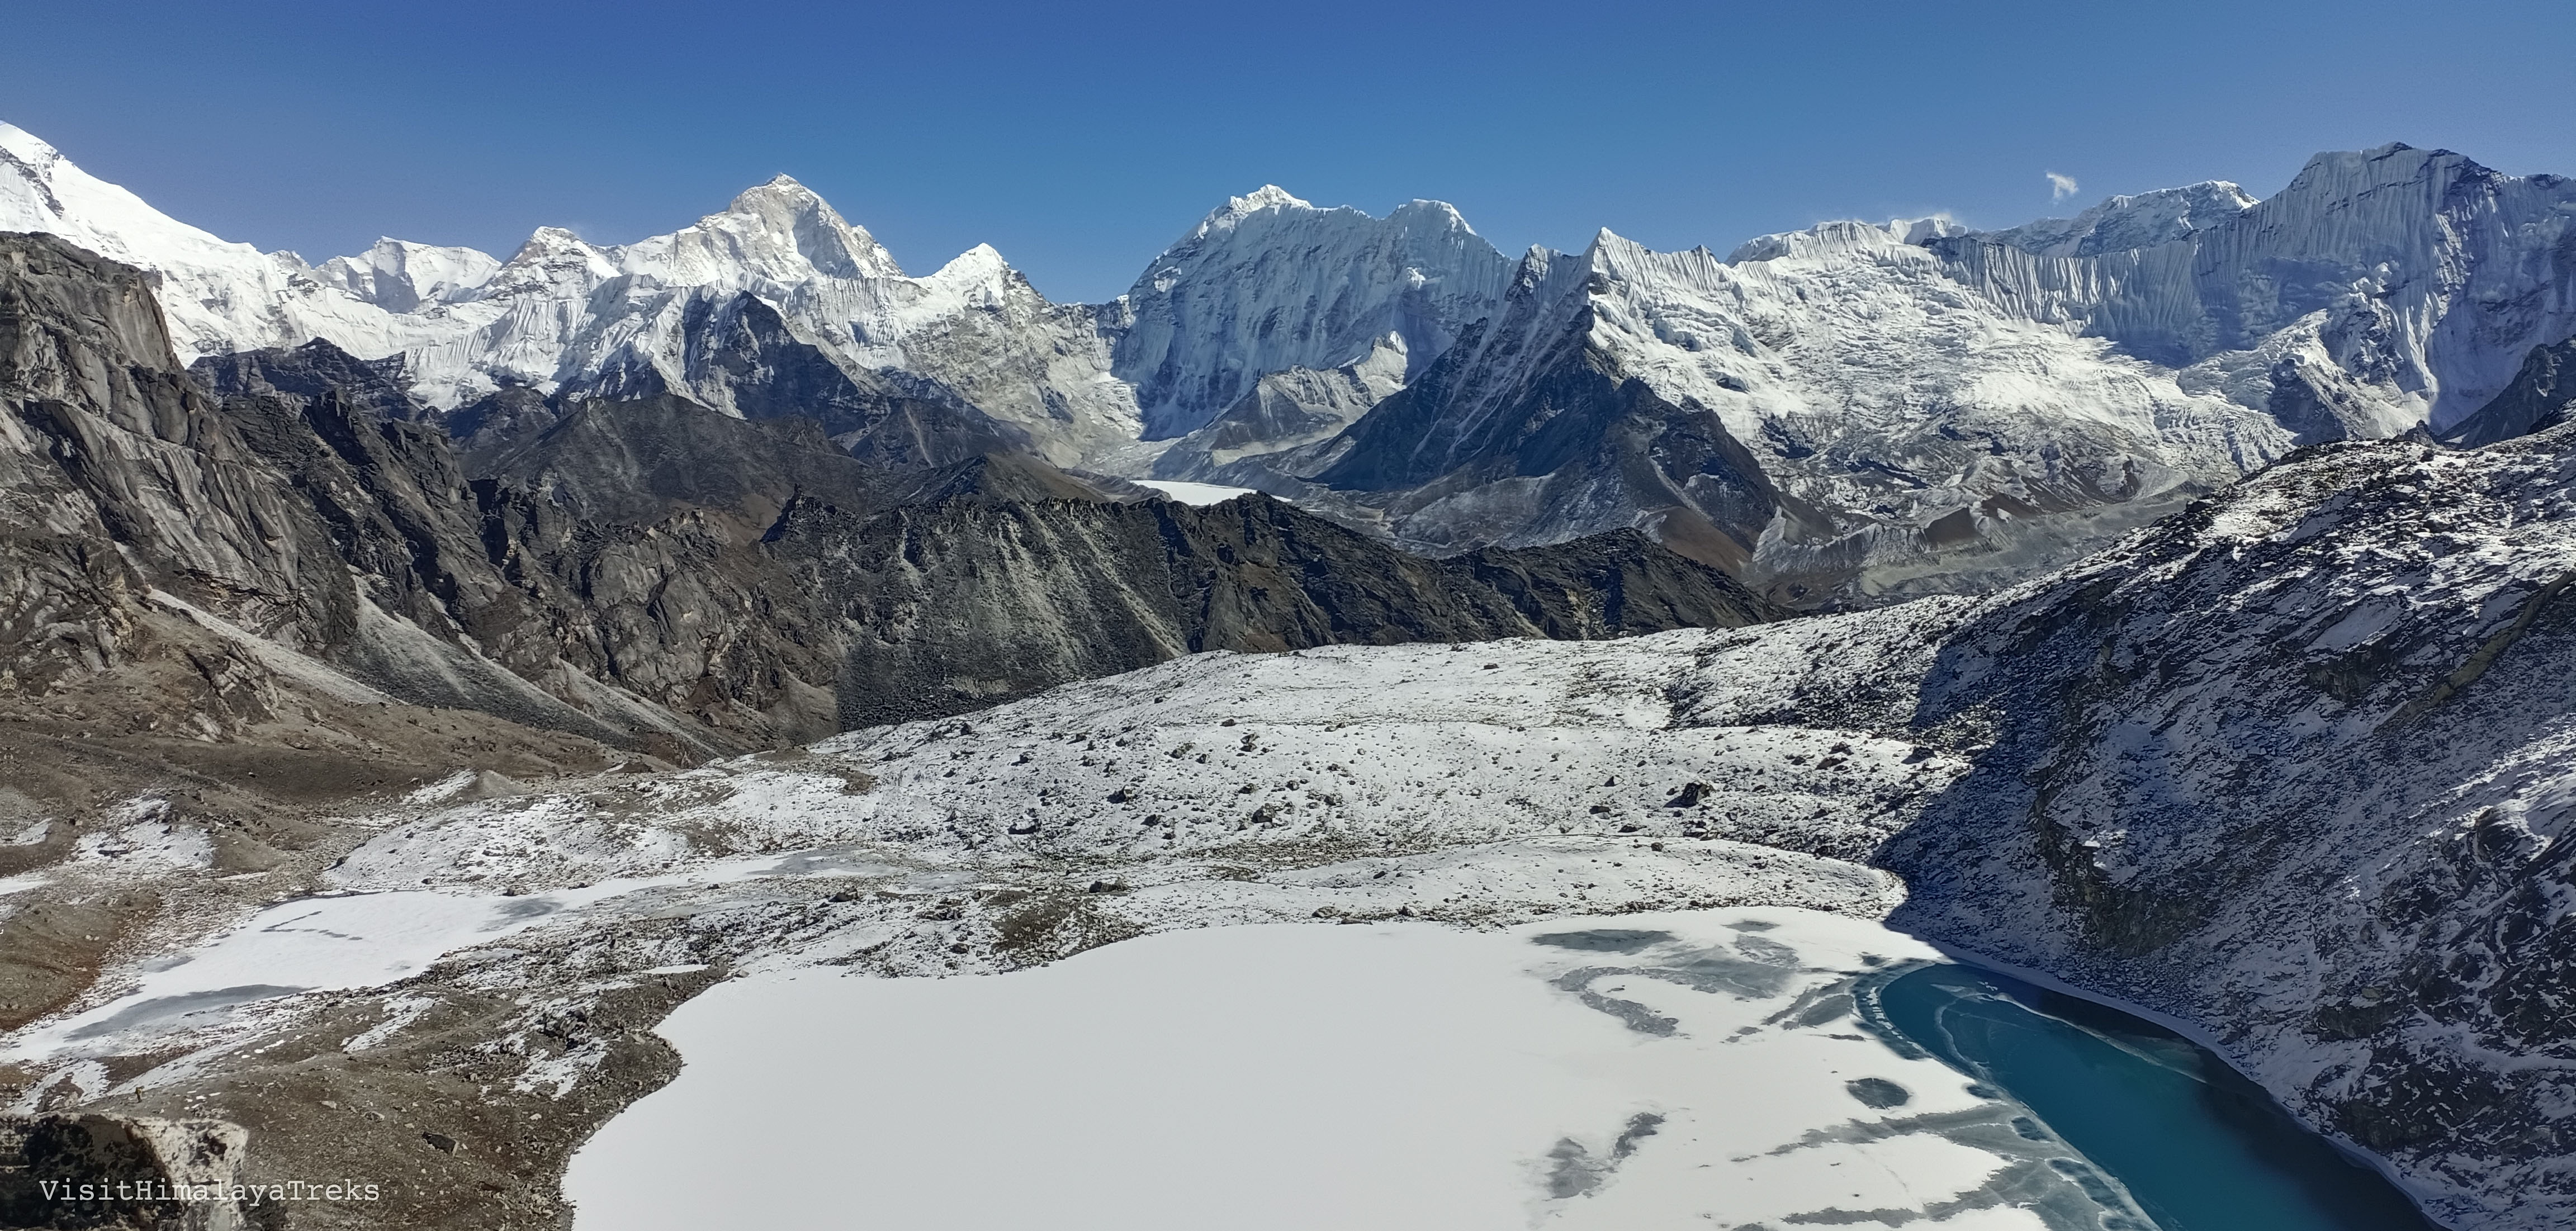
1131,479,1257,505
569,910,2154,1229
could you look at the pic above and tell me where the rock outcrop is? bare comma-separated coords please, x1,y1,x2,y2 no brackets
0,1114,251,1231
2439,339,2576,449
780,493,1777,726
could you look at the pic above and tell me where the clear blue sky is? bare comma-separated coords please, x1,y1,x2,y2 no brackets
7,0,2572,302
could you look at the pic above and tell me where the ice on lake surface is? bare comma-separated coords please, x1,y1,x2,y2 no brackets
1131,479,1256,505
565,910,2140,1230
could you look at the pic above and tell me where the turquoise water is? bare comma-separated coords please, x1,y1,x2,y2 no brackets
1863,963,2440,1231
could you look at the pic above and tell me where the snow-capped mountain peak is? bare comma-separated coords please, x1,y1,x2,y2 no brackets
1980,179,2257,257
478,225,621,300
619,175,905,288
0,121,1142,443
898,242,1023,313
1188,184,1313,237
731,172,825,210
1721,217,1931,266
1386,197,1478,234
0,121,247,272
314,238,501,312
0,120,458,365
1116,188,1517,437
1932,142,2575,432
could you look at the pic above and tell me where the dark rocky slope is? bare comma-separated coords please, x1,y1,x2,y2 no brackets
2439,338,2576,449
1182,303,1824,597
566,289,1030,467
783,493,1778,726
190,336,430,423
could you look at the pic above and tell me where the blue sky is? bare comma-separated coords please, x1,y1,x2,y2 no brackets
7,0,2572,302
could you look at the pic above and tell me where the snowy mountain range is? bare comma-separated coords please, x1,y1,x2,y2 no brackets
6,120,2570,601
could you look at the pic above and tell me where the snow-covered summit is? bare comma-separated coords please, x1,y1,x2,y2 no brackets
0,121,244,274
314,238,500,311
1935,142,2576,432
620,173,906,286
0,121,1140,456
1114,186,1518,437
1247,210,2278,593
478,226,620,300
0,120,423,363
1188,184,1311,236
1978,180,2256,258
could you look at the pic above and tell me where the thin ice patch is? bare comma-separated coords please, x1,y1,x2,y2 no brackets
1542,1111,1666,1199
1531,929,1674,953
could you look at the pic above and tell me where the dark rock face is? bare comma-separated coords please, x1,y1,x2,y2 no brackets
1317,320,1793,571
779,492,1775,727
460,391,915,531
567,290,1028,467
188,337,429,423
0,1114,249,1230
442,383,558,455
0,233,749,753
1220,302,1807,588
2439,338,2576,448
1451,529,1782,638
2,232,357,699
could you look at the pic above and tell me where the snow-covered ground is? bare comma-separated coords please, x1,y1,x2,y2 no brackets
0,854,826,1063
565,910,2115,1231
1131,479,1256,505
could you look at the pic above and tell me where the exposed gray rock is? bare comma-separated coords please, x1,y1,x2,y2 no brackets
564,290,1029,468
188,337,428,424
775,491,1777,727
0,1114,250,1231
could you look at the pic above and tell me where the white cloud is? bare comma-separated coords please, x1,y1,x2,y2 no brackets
2045,171,2080,202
